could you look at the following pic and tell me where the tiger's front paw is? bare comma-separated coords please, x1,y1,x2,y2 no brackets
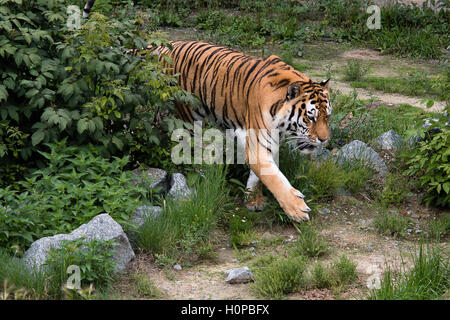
279,188,311,222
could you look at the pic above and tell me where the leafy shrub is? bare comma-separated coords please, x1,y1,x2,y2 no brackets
44,238,117,299
405,126,450,207
0,1,184,171
253,255,307,299
0,141,147,254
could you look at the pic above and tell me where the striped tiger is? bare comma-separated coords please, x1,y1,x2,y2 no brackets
132,41,332,222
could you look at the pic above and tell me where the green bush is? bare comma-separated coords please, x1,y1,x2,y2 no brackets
0,1,185,171
0,141,147,254
405,127,450,207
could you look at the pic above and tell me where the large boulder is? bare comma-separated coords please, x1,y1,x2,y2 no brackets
23,214,135,272
312,145,331,162
167,173,192,200
131,168,168,194
336,140,387,177
374,130,404,152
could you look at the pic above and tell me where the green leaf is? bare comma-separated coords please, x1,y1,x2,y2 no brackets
31,129,45,146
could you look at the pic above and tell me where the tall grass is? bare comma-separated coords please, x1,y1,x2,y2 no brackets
369,243,449,300
136,164,233,262
0,249,47,299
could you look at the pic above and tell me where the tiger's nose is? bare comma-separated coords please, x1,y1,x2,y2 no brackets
318,137,328,143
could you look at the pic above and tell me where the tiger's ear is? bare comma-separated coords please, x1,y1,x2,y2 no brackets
286,83,301,100
320,78,331,90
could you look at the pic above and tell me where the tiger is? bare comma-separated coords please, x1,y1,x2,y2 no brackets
132,41,332,222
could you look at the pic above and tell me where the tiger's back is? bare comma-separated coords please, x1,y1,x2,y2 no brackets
157,41,310,130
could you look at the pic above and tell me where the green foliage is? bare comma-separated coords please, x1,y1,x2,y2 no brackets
332,255,357,286
44,238,117,299
293,223,329,258
378,173,410,207
374,210,411,238
351,69,450,101
428,214,450,240
131,272,164,299
0,249,47,299
369,243,449,300
311,255,357,289
252,255,307,299
0,1,184,171
136,164,233,263
342,60,368,81
405,125,450,207
0,141,147,254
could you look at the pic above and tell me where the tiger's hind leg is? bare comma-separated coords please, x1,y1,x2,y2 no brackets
245,170,267,211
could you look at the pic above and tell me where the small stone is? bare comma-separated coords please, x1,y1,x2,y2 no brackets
224,267,254,284
319,207,331,215
415,229,422,234
367,242,373,248
173,264,182,271
249,247,256,251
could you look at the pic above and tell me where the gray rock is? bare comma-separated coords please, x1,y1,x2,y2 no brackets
131,168,168,194
167,173,192,200
336,140,387,177
318,207,331,215
130,205,162,229
173,264,182,271
312,145,331,162
374,130,404,151
23,214,135,272
224,267,254,284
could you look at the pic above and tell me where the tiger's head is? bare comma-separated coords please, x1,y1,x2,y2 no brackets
276,79,331,154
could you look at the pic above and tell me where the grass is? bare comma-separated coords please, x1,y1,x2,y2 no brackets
378,173,410,207
343,60,368,82
293,223,329,258
136,164,233,263
369,243,449,300
252,255,308,299
428,214,450,240
351,71,449,101
0,250,46,300
131,272,164,299
373,210,411,239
